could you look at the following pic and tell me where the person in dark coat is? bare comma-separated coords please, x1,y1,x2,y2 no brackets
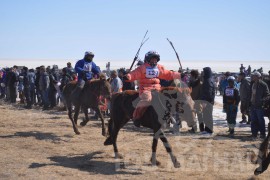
250,71,270,139
39,66,50,110
8,66,18,103
59,68,72,92
118,68,135,90
34,67,42,105
199,67,215,134
22,67,36,108
48,65,60,108
238,72,251,124
189,69,203,132
223,76,240,135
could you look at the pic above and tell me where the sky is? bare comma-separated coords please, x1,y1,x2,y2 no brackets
0,0,270,71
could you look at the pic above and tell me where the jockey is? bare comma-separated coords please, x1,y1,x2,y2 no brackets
71,51,100,100
125,50,181,127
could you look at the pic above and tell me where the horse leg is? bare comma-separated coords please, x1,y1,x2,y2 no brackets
67,102,80,135
150,137,161,166
104,118,124,159
80,107,90,126
73,104,81,128
159,130,180,168
93,107,107,136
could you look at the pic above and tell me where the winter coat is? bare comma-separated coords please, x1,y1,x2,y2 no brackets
250,80,270,108
189,79,202,100
200,67,215,104
239,78,251,103
75,59,100,81
39,72,50,90
126,63,180,94
223,87,240,105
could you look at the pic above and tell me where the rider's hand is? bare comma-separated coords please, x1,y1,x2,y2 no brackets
123,75,129,81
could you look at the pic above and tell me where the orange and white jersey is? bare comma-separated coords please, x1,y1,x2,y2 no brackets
126,63,180,94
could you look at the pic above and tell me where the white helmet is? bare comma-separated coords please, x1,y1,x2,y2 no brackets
227,76,235,83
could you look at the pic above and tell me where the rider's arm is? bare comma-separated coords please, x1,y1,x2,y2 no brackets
158,65,181,80
75,60,84,73
126,65,143,82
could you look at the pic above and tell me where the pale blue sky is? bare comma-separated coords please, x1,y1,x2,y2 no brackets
1,0,270,63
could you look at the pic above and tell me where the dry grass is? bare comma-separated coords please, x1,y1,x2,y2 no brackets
0,100,269,180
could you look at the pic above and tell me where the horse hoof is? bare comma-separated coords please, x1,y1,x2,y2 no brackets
115,153,123,159
174,161,181,168
74,128,81,135
150,158,161,166
80,121,86,126
104,137,113,146
102,128,107,137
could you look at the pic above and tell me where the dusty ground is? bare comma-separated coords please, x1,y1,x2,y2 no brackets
0,98,269,180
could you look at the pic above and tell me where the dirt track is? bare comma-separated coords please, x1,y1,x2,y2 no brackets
0,100,269,180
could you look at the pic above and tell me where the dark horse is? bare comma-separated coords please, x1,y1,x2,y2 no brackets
254,96,270,175
104,87,195,168
63,79,111,135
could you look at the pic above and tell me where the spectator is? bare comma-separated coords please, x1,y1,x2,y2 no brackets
250,71,270,139
110,70,123,93
199,67,215,134
189,69,203,132
8,66,18,103
39,66,50,110
118,68,135,90
223,76,240,135
35,67,42,105
48,65,60,108
238,72,251,124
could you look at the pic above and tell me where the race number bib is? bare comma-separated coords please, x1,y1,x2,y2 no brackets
83,62,92,72
145,67,159,79
225,88,234,97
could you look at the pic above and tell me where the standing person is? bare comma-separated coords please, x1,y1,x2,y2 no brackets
250,71,270,139
238,72,251,124
125,50,181,127
110,70,123,94
189,69,203,132
28,69,36,106
39,66,50,110
118,68,135,91
34,67,42,105
0,68,5,99
220,71,231,95
48,65,60,108
4,68,11,102
71,51,100,100
8,66,18,103
199,67,215,134
223,76,240,135
59,68,72,92
18,71,25,104
66,62,75,76
22,67,32,109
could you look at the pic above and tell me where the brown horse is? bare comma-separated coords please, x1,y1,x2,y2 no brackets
104,87,195,168
62,79,111,135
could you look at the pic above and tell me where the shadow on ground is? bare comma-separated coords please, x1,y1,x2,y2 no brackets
29,151,142,175
0,131,70,143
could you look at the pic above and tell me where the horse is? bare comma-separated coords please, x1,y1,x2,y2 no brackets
62,78,111,136
104,87,195,168
254,96,270,175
